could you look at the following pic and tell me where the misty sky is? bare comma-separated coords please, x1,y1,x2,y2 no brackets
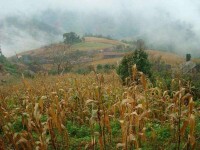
1,0,200,56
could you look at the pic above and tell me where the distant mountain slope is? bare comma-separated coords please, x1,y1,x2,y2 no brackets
1,9,200,56
90,50,186,66
84,37,125,45
16,37,120,57
14,37,194,67
147,50,184,65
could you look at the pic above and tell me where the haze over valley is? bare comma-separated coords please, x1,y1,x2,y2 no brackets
1,0,200,56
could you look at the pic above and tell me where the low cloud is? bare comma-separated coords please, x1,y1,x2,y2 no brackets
1,0,200,57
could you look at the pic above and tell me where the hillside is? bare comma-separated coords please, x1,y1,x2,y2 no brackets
147,50,185,65
11,37,200,74
17,37,121,56
88,50,187,66
84,37,126,45
2,8,200,57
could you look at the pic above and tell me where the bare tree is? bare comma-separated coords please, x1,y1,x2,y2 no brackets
49,44,71,75
136,39,146,50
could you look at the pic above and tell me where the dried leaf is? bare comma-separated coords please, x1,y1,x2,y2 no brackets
116,143,125,149
99,135,103,150
188,135,195,146
189,114,195,136
180,120,189,137
132,64,137,80
85,99,97,105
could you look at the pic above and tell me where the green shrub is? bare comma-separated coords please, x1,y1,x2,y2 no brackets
66,121,90,138
96,64,103,71
103,64,111,73
0,55,18,75
117,49,152,82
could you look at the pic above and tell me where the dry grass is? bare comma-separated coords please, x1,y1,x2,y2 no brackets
17,36,123,57
17,38,116,57
84,37,125,45
18,43,67,57
72,42,113,51
147,50,184,65
193,58,200,63
90,58,121,65
90,50,186,66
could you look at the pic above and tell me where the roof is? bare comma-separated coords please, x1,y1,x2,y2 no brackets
180,61,196,74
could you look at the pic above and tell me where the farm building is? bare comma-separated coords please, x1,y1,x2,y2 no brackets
180,61,197,74
180,54,199,74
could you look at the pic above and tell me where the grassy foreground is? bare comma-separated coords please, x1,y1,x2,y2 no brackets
0,71,200,149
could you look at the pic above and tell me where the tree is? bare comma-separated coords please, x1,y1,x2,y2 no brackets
0,51,18,74
117,48,151,83
135,39,146,50
49,44,72,74
63,32,82,45
186,54,191,61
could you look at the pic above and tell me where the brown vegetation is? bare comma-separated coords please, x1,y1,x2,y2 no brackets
84,37,125,45
0,66,199,149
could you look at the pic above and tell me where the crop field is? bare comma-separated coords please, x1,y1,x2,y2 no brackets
72,42,113,51
90,58,121,66
146,50,184,65
84,37,125,45
0,69,200,150
18,39,114,57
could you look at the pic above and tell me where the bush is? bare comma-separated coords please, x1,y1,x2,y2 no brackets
0,55,18,75
96,64,116,73
74,66,94,75
117,49,151,82
48,69,58,75
183,74,200,100
96,64,103,71
103,64,111,72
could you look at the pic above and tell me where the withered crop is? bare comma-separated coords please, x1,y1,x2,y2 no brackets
0,69,199,150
